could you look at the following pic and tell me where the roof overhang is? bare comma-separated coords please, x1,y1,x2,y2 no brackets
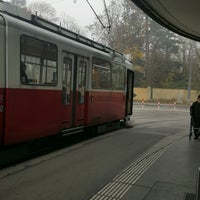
131,0,200,41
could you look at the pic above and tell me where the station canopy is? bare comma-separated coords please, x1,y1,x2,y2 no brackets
131,0,200,41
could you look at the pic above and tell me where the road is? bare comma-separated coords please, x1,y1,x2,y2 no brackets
0,109,190,200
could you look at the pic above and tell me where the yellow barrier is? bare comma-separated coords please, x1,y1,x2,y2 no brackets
134,87,199,104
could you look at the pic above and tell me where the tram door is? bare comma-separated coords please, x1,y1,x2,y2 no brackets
126,69,134,116
61,52,88,129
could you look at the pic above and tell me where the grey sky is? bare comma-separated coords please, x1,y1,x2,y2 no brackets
19,0,108,28
5,0,110,38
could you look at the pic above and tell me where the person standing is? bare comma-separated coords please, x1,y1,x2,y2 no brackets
20,62,28,83
190,95,200,139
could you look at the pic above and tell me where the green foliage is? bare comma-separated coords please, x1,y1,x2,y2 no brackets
87,0,197,90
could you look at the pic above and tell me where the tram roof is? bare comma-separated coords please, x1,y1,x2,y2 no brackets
131,0,200,42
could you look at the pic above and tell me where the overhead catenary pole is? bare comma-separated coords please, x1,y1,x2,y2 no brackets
187,41,194,102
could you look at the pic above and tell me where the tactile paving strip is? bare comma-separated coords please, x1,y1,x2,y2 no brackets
89,135,184,200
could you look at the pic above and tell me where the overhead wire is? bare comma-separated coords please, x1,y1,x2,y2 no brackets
51,0,112,34
85,0,105,28
102,0,111,32
74,0,111,31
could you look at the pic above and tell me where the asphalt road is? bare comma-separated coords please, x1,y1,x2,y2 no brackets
0,109,189,200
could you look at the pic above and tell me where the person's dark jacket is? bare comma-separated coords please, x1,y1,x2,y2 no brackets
190,101,200,127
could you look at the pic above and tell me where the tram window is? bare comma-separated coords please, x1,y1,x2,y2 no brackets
62,57,72,104
92,57,111,89
112,63,126,90
41,60,57,84
20,35,57,85
78,60,86,104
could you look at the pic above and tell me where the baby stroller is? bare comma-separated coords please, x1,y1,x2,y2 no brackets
189,118,200,139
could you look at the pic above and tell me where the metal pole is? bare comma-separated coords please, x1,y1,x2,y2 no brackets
196,167,200,200
188,41,193,102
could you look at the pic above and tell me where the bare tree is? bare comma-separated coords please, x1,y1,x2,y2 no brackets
28,1,58,22
87,0,123,46
28,1,84,35
10,0,26,7
58,12,84,35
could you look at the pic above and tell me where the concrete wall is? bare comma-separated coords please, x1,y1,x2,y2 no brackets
134,87,199,103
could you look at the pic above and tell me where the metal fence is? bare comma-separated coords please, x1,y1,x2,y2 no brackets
133,101,190,111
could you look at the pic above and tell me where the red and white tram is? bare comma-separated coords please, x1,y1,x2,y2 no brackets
0,2,134,146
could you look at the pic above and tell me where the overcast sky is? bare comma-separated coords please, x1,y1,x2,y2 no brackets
51,0,106,27
5,0,110,38
23,0,109,28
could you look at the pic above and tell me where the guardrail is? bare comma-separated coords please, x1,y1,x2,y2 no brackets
133,101,190,111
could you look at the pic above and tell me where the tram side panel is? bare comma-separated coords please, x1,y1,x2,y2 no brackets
110,91,126,120
4,23,61,145
0,15,5,145
86,90,111,126
5,89,61,145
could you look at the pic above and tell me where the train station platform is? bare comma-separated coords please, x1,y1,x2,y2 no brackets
121,133,199,200
89,132,199,200
0,112,198,200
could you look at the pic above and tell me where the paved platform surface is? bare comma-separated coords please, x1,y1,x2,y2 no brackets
120,134,200,200
0,109,198,200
